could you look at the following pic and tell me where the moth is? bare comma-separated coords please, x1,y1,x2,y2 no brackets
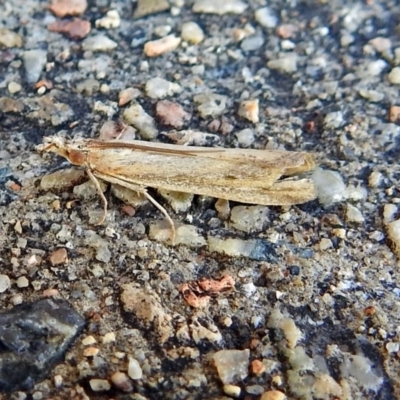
37,136,316,241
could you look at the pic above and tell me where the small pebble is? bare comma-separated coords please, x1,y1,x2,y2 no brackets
260,390,287,400
346,204,364,223
255,7,278,28
193,0,247,14
128,357,143,380
156,100,191,128
82,34,118,52
23,49,47,84
0,28,23,48
213,349,250,384
0,275,11,293
89,379,111,391
49,248,68,266
102,332,116,343
95,10,121,29
82,335,97,345
8,81,21,94
17,276,29,288
238,99,259,123
181,21,204,44
144,35,181,57
110,371,133,392
123,103,158,139
388,67,400,84
145,77,181,99
49,0,87,17
223,384,241,397
118,87,141,107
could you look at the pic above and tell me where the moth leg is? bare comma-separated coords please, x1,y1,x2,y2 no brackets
142,190,176,244
91,171,176,243
86,168,108,224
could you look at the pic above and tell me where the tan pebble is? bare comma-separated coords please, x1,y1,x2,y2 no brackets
82,335,97,346
389,105,400,123
89,378,111,391
110,371,133,392
260,390,287,400
51,199,61,210
215,198,230,220
49,0,88,17
54,374,63,388
276,24,298,39
102,332,116,343
42,288,60,297
271,375,283,386
144,34,181,57
118,87,140,106
238,99,259,123
223,384,241,397
95,10,121,29
49,248,68,266
17,276,29,288
251,359,265,375
14,220,22,234
84,347,99,357
181,21,204,44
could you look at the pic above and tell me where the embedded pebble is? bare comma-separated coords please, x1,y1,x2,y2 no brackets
238,99,259,123
48,18,91,40
255,7,278,28
213,349,250,384
144,35,181,57
158,189,194,213
156,100,191,128
118,87,141,107
110,371,133,392
40,168,86,191
49,248,68,266
181,21,204,44
95,10,121,29
260,390,287,400
0,275,11,293
193,93,228,118
96,245,111,263
17,276,29,288
128,357,143,380
223,384,241,397
0,28,23,48
346,204,365,223
388,67,400,84
359,89,384,102
123,103,158,139
23,49,47,84
134,0,170,18
230,205,268,233
241,36,264,52
386,219,400,257
89,379,111,391
193,0,248,14
145,77,181,99
8,82,21,94
149,220,206,247
235,128,255,147
312,169,346,206
368,171,382,188
49,0,87,17
82,34,118,52
267,54,297,73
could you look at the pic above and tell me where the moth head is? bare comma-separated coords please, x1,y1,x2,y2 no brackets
37,136,87,166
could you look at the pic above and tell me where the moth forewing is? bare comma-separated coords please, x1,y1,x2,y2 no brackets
38,136,317,241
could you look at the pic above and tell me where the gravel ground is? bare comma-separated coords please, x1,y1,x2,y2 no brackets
1,0,400,399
